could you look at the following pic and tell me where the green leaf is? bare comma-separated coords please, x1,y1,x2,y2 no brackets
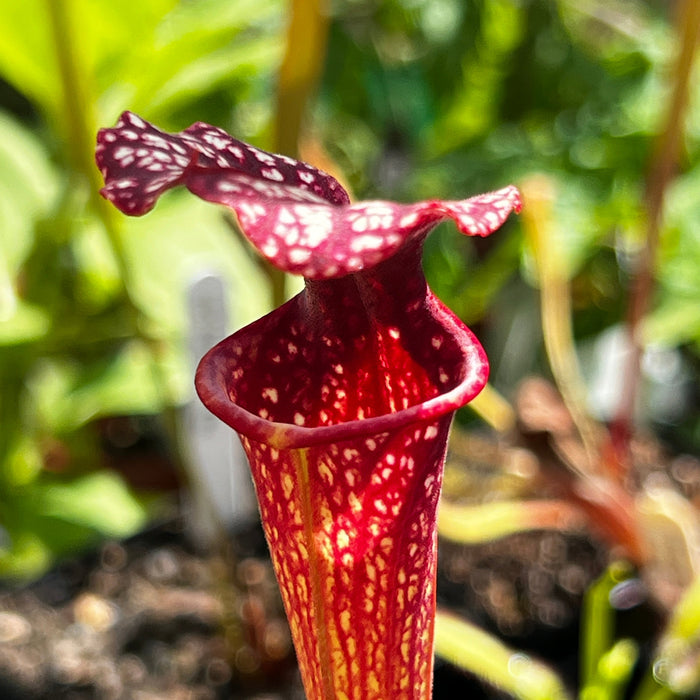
434,610,571,700
438,499,579,544
103,0,283,120
0,531,52,581
136,35,283,118
32,342,177,434
581,563,634,691
0,110,58,272
121,194,270,337
0,300,50,345
0,1,61,117
36,470,148,538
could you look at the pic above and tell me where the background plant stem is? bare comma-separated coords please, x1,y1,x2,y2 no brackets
520,174,601,476
263,0,330,307
613,0,700,466
46,0,185,470
45,0,127,279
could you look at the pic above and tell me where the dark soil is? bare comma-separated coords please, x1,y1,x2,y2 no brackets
0,514,607,700
0,518,304,700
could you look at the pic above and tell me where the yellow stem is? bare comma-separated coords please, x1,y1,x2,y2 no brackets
520,174,600,476
45,0,128,274
46,0,185,468
275,0,330,159
265,0,330,306
468,383,516,433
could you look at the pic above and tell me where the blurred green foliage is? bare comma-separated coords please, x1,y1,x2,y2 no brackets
0,0,698,580
0,0,278,578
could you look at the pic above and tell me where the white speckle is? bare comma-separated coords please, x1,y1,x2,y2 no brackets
218,181,241,193
298,170,315,184
284,228,299,246
293,413,305,426
293,206,333,247
250,148,275,165
203,133,231,150
400,212,419,227
351,216,368,233
144,178,169,193
322,264,338,277
431,336,443,349
288,248,311,264
152,150,173,162
261,167,284,181
262,387,279,403
261,240,279,257
237,202,266,224
141,132,168,148
424,425,438,439
374,499,388,515
278,207,296,224
282,473,294,500
350,233,385,252
388,328,400,340
128,114,146,128
114,146,134,160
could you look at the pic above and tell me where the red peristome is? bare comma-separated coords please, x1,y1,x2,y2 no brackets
195,242,489,448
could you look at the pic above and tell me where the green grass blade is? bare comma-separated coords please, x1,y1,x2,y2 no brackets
581,563,632,689
434,609,571,700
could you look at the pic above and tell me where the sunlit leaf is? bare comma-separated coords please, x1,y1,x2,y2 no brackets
0,301,49,345
438,499,581,544
37,471,148,538
0,110,58,272
434,609,571,700
0,1,60,117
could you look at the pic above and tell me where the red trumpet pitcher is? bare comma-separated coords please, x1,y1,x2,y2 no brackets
96,111,520,699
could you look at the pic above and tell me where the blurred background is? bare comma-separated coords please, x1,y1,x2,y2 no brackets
0,1,699,698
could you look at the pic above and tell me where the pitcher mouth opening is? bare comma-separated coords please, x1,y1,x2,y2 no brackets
195,306,488,451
